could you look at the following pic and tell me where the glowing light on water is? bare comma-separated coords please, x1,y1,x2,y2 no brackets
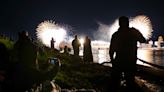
91,40,110,63
79,38,84,46
36,20,67,47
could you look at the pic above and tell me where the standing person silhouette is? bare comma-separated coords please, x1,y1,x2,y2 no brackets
83,36,93,63
109,16,146,91
0,42,10,92
72,35,80,56
51,37,55,49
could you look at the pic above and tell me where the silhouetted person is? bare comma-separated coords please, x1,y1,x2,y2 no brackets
0,42,8,75
12,31,38,91
14,31,37,65
12,31,60,91
83,36,93,63
64,45,69,55
109,16,146,91
51,37,55,49
0,42,10,91
72,35,80,56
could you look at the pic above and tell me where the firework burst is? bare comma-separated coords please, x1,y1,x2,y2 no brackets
130,15,153,39
36,20,67,47
95,15,153,41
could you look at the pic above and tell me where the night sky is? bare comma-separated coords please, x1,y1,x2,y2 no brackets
0,0,163,40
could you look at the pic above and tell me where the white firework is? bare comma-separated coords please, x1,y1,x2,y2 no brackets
130,15,153,39
107,15,153,41
36,20,67,47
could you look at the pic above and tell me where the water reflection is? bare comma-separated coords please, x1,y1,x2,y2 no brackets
92,48,110,63
93,48,110,63
137,48,164,67
92,47,164,67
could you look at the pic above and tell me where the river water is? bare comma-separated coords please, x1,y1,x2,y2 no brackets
91,47,164,67
137,48,164,67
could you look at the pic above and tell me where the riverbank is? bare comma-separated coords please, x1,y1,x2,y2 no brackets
1,37,163,92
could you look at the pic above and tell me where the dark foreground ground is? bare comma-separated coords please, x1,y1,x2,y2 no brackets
53,54,164,92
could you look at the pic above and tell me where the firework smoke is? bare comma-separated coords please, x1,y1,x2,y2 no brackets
93,22,111,41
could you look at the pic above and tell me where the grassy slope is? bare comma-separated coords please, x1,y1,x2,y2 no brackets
0,38,14,50
54,54,112,91
0,38,112,91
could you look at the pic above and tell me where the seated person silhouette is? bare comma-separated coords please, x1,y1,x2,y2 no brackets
12,31,60,91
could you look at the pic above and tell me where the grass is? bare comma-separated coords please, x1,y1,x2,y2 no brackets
54,54,112,91
0,38,14,50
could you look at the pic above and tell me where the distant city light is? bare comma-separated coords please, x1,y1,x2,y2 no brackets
91,40,110,48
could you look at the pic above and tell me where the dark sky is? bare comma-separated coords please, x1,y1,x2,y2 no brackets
0,0,163,40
